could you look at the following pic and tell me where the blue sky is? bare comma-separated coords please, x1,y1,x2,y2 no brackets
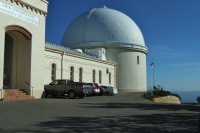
46,0,200,91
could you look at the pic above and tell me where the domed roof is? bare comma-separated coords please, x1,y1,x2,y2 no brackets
61,6,147,51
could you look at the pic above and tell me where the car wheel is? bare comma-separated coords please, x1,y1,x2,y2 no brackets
51,94,58,97
79,94,85,99
92,93,97,96
106,91,110,96
44,89,49,98
60,94,65,97
69,91,76,99
98,93,103,96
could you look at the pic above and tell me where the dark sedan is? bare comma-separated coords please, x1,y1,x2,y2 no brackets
100,86,114,96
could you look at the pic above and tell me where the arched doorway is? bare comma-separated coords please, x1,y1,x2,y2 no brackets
4,25,32,90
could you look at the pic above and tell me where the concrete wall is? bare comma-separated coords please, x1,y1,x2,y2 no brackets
0,0,48,98
106,48,147,92
0,26,5,90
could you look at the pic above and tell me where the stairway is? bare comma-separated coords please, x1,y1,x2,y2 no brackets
1,89,35,101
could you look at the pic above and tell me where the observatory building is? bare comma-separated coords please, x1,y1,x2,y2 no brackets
0,0,148,100
62,6,148,92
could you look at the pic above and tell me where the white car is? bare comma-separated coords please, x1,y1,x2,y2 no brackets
112,87,118,94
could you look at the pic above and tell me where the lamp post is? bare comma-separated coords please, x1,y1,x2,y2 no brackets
150,62,155,89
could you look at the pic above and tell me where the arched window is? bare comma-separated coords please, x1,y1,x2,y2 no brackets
92,70,96,83
79,68,83,82
70,66,74,81
51,64,56,80
99,71,102,84
109,72,111,84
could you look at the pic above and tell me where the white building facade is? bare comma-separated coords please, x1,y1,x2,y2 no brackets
0,0,147,99
0,0,48,98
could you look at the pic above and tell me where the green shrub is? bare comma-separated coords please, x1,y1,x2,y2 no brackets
153,90,171,97
143,92,153,100
197,96,200,103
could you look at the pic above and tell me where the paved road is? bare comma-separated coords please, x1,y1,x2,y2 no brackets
0,92,199,133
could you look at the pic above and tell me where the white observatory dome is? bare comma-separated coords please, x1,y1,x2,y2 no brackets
61,6,146,50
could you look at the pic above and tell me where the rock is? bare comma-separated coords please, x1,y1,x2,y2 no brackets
153,95,181,104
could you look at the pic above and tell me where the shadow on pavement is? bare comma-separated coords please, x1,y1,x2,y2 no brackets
79,102,200,112
10,103,199,133
11,113,198,133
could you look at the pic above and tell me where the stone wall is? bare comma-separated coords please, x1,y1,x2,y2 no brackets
153,96,181,104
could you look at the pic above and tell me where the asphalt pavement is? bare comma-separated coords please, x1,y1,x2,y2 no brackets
0,92,199,133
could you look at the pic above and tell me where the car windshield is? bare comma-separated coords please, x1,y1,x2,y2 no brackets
101,86,107,88
94,83,99,88
51,80,58,85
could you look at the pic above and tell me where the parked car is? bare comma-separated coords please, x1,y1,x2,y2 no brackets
100,86,114,96
44,79,85,99
89,83,101,96
80,82,93,96
112,87,118,95
98,86,106,96
100,86,118,95
75,82,100,96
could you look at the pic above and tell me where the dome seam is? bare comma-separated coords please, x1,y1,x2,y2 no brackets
82,8,96,43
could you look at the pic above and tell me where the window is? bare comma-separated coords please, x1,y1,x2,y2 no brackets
70,66,74,80
57,80,65,85
92,70,96,83
99,71,102,84
51,64,56,81
109,72,111,84
137,56,140,64
3,34,13,87
51,80,58,85
79,68,82,82
67,80,74,85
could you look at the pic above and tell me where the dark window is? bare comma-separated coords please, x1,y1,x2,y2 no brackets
51,64,56,80
79,68,82,82
137,56,140,64
3,34,13,88
109,72,111,84
70,66,74,80
93,70,95,82
58,80,65,85
99,71,102,84
67,80,74,85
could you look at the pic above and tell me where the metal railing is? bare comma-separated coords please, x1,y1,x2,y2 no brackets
0,85,6,99
0,88,3,99
25,81,34,97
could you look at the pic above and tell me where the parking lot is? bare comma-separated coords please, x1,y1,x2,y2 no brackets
0,92,199,133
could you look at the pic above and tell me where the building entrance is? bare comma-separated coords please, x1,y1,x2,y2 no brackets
3,34,13,89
